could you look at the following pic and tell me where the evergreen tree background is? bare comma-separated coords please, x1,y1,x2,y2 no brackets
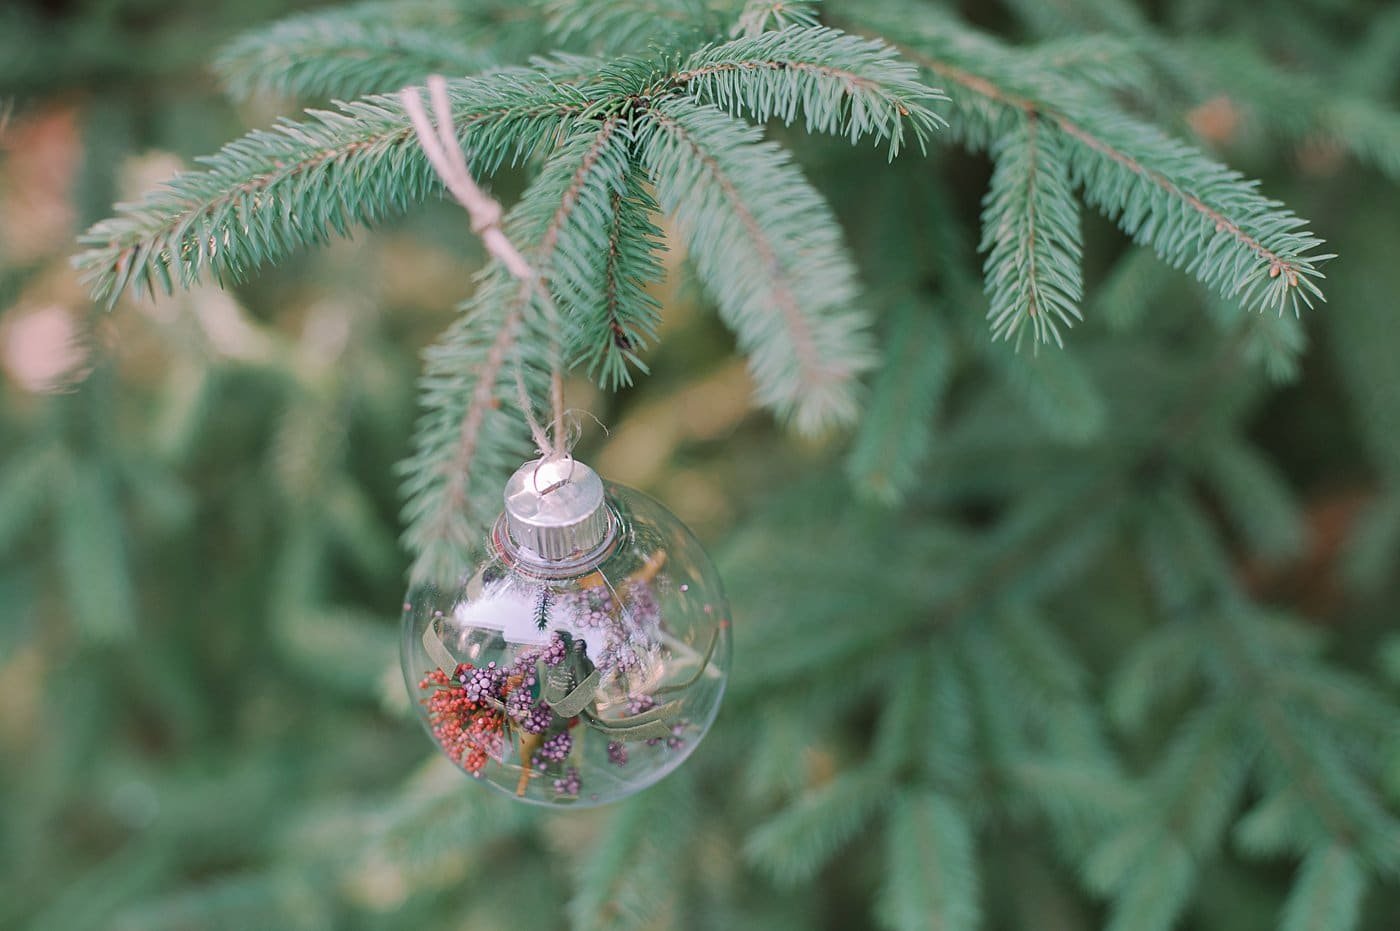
3,0,1400,928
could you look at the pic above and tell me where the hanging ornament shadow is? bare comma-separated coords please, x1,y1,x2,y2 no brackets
401,456,731,807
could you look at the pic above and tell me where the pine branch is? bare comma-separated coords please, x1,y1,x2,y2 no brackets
214,0,504,101
1202,294,1308,383
401,76,540,285
836,8,1029,152
1235,789,1316,859
743,767,887,883
273,605,398,698
672,25,947,157
1056,106,1329,316
637,98,875,432
1280,844,1368,931
58,458,136,642
75,75,582,308
841,4,1333,323
0,443,58,554
846,299,950,502
1214,610,1400,870
1344,489,1400,592
960,611,1127,850
399,285,535,586
731,0,822,38
1135,484,1236,609
567,775,693,931
543,0,716,52
1107,623,1203,734
1101,838,1193,931
108,874,293,931
876,791,980,931
869,653,927,773
1017,35,1151,97
979,117,1084,346
1192,435,1304,562
924,650,976,788
962,298,1106,441
564,159,665,388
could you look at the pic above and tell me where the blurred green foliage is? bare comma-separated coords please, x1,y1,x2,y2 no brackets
2,1,1400,930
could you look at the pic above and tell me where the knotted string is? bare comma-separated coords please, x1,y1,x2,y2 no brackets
402,75,569,463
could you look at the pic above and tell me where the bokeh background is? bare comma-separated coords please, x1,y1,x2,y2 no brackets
3,1,1400,929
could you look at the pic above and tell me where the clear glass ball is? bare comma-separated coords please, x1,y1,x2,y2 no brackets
400,475,731,807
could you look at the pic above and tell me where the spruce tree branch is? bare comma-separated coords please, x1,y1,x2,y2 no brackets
76,75,580,308
539,115,623,256
731,0,821,38
644,107,823,397
602,188,626,348
534,110,628,454
441,304,527,520
638,98,875,430
673,59,881,96
564,155,664,389
1254,703,1362,848
1209,615,1400,865
215,0,501,103
401,78,539,545
910,51,1309,287
846,300,949,503
919,57,1033,113
981,116,1084,346
1280,845,1367,931
403,77,564,459
666,26,947,157
542,0,720,52
1023,120,1043,320
1050,117,1292,282
792,324,1259,683
832,6,1330,318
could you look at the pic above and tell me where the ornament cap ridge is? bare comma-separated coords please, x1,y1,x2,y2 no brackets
502,456,610,566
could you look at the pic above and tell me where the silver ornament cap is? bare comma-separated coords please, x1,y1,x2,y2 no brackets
502,456,611,565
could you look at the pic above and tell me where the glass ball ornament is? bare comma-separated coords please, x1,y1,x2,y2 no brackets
400,456,731,807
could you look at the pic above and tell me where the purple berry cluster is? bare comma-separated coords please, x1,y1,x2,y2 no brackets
567,587,617,630
504,652,540,715
556,581,665,685
510,648,541,679
462,661,505,703
505,686,533,720
535,731,573,764
542,631,568,668
553,767,581,797
627,581,660,634
520,703,552,735
598,637,650,678
607,741,628,766
494,647,556,736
